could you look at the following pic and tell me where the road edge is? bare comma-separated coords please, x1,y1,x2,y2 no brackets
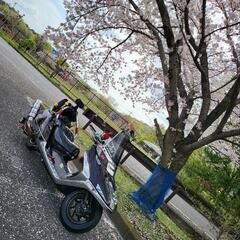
108,210,140,240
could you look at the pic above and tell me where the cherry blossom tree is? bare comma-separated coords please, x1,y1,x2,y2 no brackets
46,0,240,173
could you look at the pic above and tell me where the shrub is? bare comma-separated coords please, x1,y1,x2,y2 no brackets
18,38,36,51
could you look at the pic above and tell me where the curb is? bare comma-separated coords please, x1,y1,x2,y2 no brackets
108,210,140,240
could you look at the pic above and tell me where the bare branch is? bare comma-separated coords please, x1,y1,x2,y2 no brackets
97,31,134,71
193,75,237,100
215,75,240,132
184,128,240,151
204,21,240,39
184,0,198,51
223,138,240,148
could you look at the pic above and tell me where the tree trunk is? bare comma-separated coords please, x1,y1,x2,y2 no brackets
160,130,176,168
168,151,191,173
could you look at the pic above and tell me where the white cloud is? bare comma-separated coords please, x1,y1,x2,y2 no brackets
4,0,66,33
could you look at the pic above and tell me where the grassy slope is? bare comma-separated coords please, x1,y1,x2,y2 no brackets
123,115,159,145
178,149,240,234
116,168,193,240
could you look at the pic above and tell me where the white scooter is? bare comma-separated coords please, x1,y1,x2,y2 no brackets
20,100,129,233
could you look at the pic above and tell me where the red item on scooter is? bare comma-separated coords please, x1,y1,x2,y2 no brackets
101,132,112,140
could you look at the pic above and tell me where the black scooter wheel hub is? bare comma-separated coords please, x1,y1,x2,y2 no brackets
66,193,93,224
60,189,103,233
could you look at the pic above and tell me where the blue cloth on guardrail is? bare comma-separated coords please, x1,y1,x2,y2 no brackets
131,164,176,219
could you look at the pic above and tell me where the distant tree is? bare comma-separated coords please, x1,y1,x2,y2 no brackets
18,38,36,51
16,20,34,39
42,40,53,53
55,56,69,68
50,57,69,78
34,35,52,53
0,2,34,39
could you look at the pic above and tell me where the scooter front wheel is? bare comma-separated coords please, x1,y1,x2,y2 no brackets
60,189,103,233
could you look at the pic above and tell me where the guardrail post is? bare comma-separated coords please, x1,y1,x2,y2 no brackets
82,115,96,130
120,149,134,165
164,187,180,204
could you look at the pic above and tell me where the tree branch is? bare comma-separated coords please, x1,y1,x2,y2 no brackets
184,0,198,51
155,0,180,126
129,0,168,75
182,75,240,146
155,0,175,48
195,0,211,133
194,0,207,60
172,2,193,129
215,75,240,132
129,0,174,123
206,74,240,130
204,21,240,39
97,31,134,71
193,75,237,100
223,138,240,148
184,128,240,151
216,1,240,71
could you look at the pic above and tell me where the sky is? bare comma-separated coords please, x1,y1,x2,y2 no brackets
4,0,168,126
5,0,66,33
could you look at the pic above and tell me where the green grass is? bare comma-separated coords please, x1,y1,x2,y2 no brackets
74,130,94,155
115,168,193,240
0,30,18,48
178,149,240,236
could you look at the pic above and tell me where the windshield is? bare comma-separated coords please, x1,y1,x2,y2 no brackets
105,132,128,165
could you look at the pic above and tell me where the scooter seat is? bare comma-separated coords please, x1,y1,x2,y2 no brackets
51,126,79,161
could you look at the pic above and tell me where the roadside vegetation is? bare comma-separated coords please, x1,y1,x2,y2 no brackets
178,149,240,238
116,168,194,240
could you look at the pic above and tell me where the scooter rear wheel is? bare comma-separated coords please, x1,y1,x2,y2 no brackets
60,189,103,233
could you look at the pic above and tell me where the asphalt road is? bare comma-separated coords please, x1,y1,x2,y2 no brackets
0,38,122,240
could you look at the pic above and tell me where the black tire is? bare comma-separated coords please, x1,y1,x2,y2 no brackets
60,189,103,233
25,138,38,151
